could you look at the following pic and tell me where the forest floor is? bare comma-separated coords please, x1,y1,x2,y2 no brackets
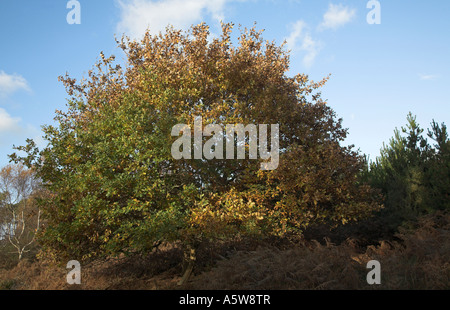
1,211,449,290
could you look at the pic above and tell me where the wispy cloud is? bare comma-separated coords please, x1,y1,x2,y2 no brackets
116,0,233,39
0,70,30,97
319,3,356,31
285,3,357,68
285,20,321,68
419,74,438,81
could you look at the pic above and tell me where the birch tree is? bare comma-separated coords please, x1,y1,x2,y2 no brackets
0,164,41,260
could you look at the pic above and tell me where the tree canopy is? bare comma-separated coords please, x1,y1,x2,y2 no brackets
10,23,382,262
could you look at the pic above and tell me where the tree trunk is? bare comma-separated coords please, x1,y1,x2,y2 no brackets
178,246,196,286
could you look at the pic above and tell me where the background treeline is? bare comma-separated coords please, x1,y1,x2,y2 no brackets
362,113,449,234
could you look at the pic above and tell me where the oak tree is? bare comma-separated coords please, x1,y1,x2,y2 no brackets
10,23,382,268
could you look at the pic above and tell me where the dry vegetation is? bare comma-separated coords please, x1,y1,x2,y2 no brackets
188,211,450,289
1,211,449,290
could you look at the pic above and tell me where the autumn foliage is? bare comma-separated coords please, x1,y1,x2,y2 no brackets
10,23,382,263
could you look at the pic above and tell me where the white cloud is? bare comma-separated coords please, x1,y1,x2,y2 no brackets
319,3,356,30
285,20,321,68
0,108,21,134
419,74,438,81
116,0,232,39
0,71,30,97
285,20,307,52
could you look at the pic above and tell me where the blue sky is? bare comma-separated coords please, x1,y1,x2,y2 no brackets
0,0,449,167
